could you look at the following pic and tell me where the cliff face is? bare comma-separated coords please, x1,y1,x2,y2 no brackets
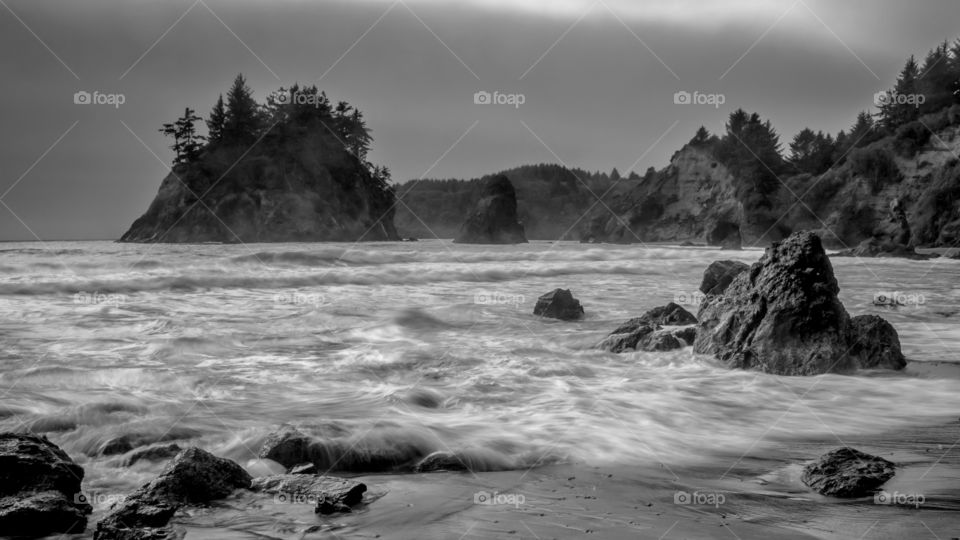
120,140,399,243
583,122,960,249
581,146,748,245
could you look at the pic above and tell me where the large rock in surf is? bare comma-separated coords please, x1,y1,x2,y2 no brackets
801,447,895,497
259,425,434,473
699,260,749,296
533,288,584,320
453,175,527,244
847,315,907,370
0,433,92,536
94,447,251,540
600,303,697,353
693,231,905,375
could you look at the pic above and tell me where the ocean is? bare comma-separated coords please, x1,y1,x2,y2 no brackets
1,239,959,532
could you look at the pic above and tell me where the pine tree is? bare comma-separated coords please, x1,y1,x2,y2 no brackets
206,94,226,144
223,74,261,145
160,107,205,165
690,126,712,146
878,57,920,131
610,167,621,181
917,42,954,114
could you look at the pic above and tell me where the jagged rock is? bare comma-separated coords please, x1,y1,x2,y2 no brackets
251,474,366,515
413,451,469,473
94,447,251,540
699,260,750,296
694,231,905,375
612,303,697,331
533,289,584,320
847,315,907,369
601,303,697,353
453,175,527,244
123,444,183,467
671,326,697,345
0,433,92,536
801,447,895,497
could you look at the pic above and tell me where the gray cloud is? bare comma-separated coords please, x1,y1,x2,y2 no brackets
0,0,956,240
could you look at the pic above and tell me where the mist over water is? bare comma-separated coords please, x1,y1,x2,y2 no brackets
1,240,958,497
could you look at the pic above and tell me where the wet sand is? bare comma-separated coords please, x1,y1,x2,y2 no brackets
139,418,960,540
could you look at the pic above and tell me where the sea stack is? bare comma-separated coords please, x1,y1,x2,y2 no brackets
693,231,906,375
454,175,527,244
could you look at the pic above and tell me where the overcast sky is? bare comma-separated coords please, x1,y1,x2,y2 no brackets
1,0,957,240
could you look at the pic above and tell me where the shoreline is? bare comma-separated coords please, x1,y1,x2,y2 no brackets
111,419,960,540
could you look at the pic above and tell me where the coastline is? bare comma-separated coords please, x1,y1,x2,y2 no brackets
99,418,960,540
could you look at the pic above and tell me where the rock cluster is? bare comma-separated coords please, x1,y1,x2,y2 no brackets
0,433,92,536
693,231,906,375
600,302,697,353
94,447,252,540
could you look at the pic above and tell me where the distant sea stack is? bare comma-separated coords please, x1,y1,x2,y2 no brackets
453,174,527,244
120,75,400,243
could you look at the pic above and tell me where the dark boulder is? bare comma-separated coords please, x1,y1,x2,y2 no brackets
600,303,697,353
259,425,312,467
0,433,92,536
94,447,251,540
615,302,697,329
801,447,895,497
259,425,433,472
699,260,749,296
847,315,907,370
694,231,905,375
533,289,584,320
252,474,366,515
453,175,527,244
